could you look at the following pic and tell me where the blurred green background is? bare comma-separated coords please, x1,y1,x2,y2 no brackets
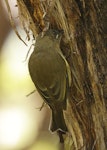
0,0,60,150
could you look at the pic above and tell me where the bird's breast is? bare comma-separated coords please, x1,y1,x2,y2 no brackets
28,50,65,88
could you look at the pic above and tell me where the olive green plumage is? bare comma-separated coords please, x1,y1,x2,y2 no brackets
28,29,71,132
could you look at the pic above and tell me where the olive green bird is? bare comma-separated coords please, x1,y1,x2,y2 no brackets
28,29,71,132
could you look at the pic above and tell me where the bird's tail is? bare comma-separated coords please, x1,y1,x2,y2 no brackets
50,109,68,132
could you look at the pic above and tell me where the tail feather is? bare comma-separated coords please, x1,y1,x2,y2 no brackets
50,109,67,132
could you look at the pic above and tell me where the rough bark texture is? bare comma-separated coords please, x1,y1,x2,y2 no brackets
13,0,107,149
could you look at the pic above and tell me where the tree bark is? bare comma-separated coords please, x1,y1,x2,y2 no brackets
12,0,107,149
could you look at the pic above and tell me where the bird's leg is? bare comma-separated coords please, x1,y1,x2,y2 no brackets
36,102,46,111
26,90,36,97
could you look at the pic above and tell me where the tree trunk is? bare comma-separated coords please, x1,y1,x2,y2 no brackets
10,0,107,149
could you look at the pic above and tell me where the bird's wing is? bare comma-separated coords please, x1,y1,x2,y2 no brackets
35,72,68,110
57,51,71,87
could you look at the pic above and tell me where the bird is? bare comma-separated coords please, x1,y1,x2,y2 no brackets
28,29,71,133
